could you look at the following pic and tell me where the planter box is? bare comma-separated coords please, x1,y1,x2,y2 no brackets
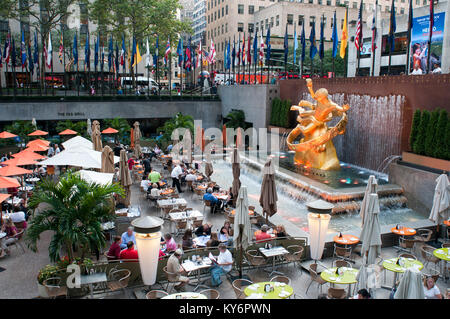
37,282,49,298
402,152,450,172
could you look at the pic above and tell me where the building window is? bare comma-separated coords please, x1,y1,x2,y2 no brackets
248,23,254,33
208,15,210,23
327,0,331,5
270,17,274,27
214,11,217,20
222,24,224,34
226,23,228,33
222,7,224,16
341,18,344,29
218,9,220,19
308,0,313,3
249,5,254,14
386,6,390,12
310,16,316,27
226,5,228,14
259,6,265,11
287,14,293,25
298,15,304,26
238,22,244,32
318,0,322,4
256,22,259,33
238,4,244,14
400,8,404,13
276,15,280,26
352,1,357,8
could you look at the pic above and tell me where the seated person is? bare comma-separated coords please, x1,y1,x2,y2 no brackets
159,249,166,260
148,168,162,187
120,226,136,249
167,249,189,291
275,225,287,238
423,277,442,299
149,183,162,197
140,176,151,191
161,233,177,253
350,289,372,299
219,226,233,246
255,224,273,242
0,218,18,257
9,207,27,229
119,241,139,260
206,232,220,248
182,229,196,250
107,236,122,259
209,243,233,287
203,188,222,213
194,222,212,237
185,170,197,182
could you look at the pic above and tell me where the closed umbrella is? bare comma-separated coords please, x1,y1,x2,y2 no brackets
133,122,142,158
356,263,369,293
119,149,132,207
233,186,252,278
394,268,425,299
259,158,278,223
231,148,241,206
360,175,378,227
428,174,449,225
205,151,213,179
359,193,382,265
101,145,115,173
87,119,92,136
91,120,102,152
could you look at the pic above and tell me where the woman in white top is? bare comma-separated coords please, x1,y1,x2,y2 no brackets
423,277,442,299
150,183,162,197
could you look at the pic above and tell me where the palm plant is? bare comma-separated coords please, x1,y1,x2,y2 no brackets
56,120,88,137
157,112,194,143
225,110,247,129
103,117,131,144
5,120,36,144
26,171,124,263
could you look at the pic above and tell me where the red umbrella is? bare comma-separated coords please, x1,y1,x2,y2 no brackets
27,139,50,147
0,165,33,177
0,194,11,204
1,157,38,166
13,150,46,160
26,144,49,152
102,127,119,134
0,176,21,188
59,129,78,135
28,130,48,136
0,131,17,139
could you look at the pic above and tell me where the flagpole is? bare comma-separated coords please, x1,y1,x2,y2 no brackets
62,25,66,97
237,33,240,85
200,37,203,96
372,0,378,77
405,0,413,75
427,0,434,73
169,48,172,98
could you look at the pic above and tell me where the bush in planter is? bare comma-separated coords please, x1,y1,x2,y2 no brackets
424,109,440,157
270,98,280,126
409,109,421,151
432,109,448,160
412,110,430,155
37,264,60,285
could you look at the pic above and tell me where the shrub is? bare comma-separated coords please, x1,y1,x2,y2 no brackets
424,109,440,157
412,110,430,155
432,109,448,159
409,109,421,151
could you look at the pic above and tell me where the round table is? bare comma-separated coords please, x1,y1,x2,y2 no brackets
213,193,228,200
333,234,360,245
321,267,358,295
197,185,208,190
25,178,40,183
433,248,450,262
254,230,276,238
244,282,294,299
161,189,175,196
382,257,423,288
391,227,416,236
162,292,207,299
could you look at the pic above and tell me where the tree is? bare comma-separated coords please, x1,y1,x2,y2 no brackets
412,110,430,155
432,110,448,160
26,171,124,262
409,109,421,151
56,120,88,137
103,117,131,144
225,110,247,129
270,98,280,126
157,112,194,143
4,120,36,144
424,109,439,157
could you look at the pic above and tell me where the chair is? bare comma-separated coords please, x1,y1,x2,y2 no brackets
107,269,131,296
227,213,235,225
333,243,352,262
43,277,68,299
270,275,291,286
163,266,182,294
232,279,253,299
413,229,433,244
146,290,169,299
306,263,327,295
420,245,440,271
203,200,213,214
186,180,194,192
327,287,347,299
398,253,417,260
6,229,25,254
442,243,450,248
422,268,440,284
199,288,220,299
104,251,117,261
192,219,203,228
175,220,188,236
333,260,352,268
284,245,304,270
399,236,416,254
245,250,268,268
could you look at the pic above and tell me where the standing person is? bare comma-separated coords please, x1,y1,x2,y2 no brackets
0,219,19,256
54,144,61,155
142,155,151,176
47,144,55,157
113,142,122,157
209,243,233,287
171,161,183,193
127,156,136,171
432,63,442,74
166,249,190,291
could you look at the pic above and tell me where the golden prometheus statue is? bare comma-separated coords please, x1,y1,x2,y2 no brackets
286,78,350,170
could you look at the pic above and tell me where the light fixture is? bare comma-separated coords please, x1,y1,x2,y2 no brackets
131,216,164,286
306,200,334,261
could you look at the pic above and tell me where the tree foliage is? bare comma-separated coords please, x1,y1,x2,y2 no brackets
225,110,247,129
56,120,88,137
4,120,36,144
103,117,131,144
412,110,430,155
424,109,439,157
157,112,194,143
409,109,421,151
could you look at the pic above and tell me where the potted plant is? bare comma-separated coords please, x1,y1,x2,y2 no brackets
37,264,60,298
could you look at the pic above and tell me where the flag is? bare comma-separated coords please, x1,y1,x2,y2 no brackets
85,32,90,69
319,16,325,60
388,0,396,52
11,39,16,67
408,0,414,34
46,32,52,69
21,30,27,68
185,38,192,71
164,38,170,65
231,39,236,67
59,33,63,64
28,41,33,74
145,38,152,67
0,45,2,69
226,40,231,70
429,0,434,36
301,22,306,62
73,33,78,65
33,31,39,71
259,32,264,66
197,41,202,68
283,25,288,64
209,39,216,64
309,21,317,60
247,33,251,66
108,36,113,70
355,0,363,50
293,26,298,65
340,8,348,59
265,27,271,62
371,1,378,53
120,36,126,66
94,36,99,69
114,43,119,73
101,46,105,70
177,37,183,66
332,11,338,58
153,35,158,66
253,31,258,65
131,37,136,67
133,42,142,67
237,35,241,66
4,32,11,64
242,35,246,67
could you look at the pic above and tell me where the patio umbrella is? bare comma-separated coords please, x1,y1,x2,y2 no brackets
28,130,48,136
101,145,115,173
222,124,227,147
259,158,278,224
130,128,135,150
59,129,78,135
231,148,241,206
39,148,119,169
1,157,38,166
27,139,50,147
119,149,132,206
0,176,21,188
0,194,11,203
87,119,92,136
0,131,17,139
0,165,33,177
233,186,252,278
13,150,46,161
394,268,425,299
428,174,449,225
359,193,382,265
182,129,192,164
91,121,103,152
26,144,49,153
62,136,93,150
102,127,119,134
360,175,378,227
133,122,142,158
356,263,369,292
78,170,114,186
204,151,213,179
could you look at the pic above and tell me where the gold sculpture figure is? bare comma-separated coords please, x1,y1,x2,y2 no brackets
286,78,350,170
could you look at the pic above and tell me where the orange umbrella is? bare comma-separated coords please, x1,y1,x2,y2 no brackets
222,124,227,146
201,128,205,152
102,127,119,134
59,129,78,135
0,194,11,204
28,130,48,136
27,139,50,147
26,144,49,152
0,131,17,139
1,157,38,166
130,128,135,149
0,176,21,188
0,165,33,177
13,150,46,160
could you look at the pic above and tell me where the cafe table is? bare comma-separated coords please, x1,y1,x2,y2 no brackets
169,210,203,233
433,248,450,282
320,267,359,295
162,292,207,299
212,193,228,201
333,234,359,246
391,226,416,253
181,257,212,291
258,246,289,277
25,177,40,183
244,281,294,299
80,272,108,299
382,257,423,288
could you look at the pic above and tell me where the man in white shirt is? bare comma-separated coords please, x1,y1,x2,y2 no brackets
432,63,442,74
54,144,61,155
411,62,423,75
210,243,233,287
47,145,55,157
185,170,197,182
171,162,183,193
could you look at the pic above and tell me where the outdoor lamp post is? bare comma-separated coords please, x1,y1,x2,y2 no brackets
306,199,334,262
131,216,164,285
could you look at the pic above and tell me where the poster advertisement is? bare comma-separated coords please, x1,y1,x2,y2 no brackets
410,12,445,73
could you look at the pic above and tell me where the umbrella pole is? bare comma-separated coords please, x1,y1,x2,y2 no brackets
239,224,244,279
